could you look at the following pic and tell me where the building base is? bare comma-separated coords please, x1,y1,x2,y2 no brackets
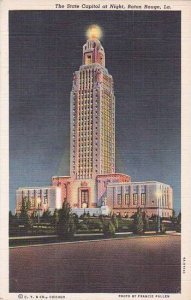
72,205,111,217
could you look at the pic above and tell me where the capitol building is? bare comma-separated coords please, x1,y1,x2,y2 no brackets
16,25,173,218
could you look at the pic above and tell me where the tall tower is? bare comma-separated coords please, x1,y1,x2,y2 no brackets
70,26,115,180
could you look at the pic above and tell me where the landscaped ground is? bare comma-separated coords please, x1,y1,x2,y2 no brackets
10,235,181,293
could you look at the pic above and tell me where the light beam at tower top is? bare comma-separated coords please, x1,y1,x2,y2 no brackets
86,24,103,40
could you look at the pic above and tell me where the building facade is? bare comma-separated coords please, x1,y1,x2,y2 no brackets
52,173,131,210
107,181,173,217
50,35,128,210
16,186,62,216
15,28,174,218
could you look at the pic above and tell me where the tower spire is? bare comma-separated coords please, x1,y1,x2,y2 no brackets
83,39,105,67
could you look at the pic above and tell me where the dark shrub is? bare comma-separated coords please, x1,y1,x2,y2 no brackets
88,219,103,231
103,221,115,238
78,223,89,231
111,214,119,231
57,200,76,239
132,208,144,234
176,223,181,233
160,223,166,234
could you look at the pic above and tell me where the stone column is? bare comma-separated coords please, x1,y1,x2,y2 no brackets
112,186,116,208
138,184,141,207
130,185,133,207
122,185,125,207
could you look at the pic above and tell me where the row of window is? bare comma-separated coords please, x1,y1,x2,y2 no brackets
79,76,93,83
77,111,93,117
77,147,94,152
78,106,93,111
101,138,114,144
20,196,48,206
102,114,113,121
76,131,97,137
21,190,48,196
79,69,94,78
77,120,94,125
78,113,94,119
102,155,113,160
77,148,98,152
78,139,93,143
103,86,113,95
77,100,94,106
77,172,96,176
73,146,114,154
80,77,93,82
78,88,94,93
79,83,93,89
78,128,94,133
77,92,95,98
76,160,94,166
77,175,93,179
101,100,113,107
117,193,146,206
77,97,94,102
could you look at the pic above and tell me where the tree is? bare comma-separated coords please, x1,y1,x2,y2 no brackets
52,209,59,225
30,211,38,223
19,197,31,234
57,200,76,239
81,211,91,227
19,198,30,225
111,214,119,231
143,212,149,232
9,211,18,236
9,210,16,225
103,221,115,237
177,212,181,223
170,209,176,225
160,223,166,233
72,213,79,228
176,212,181,233
132,208,144,234
41,209,52,223
154,215,161,233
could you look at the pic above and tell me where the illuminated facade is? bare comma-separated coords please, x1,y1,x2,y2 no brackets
51,36,129,210
107,181,173,217
16,186,62,216
15,27,173,217
70,38,115,179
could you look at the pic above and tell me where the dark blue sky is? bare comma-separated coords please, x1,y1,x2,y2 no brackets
9,10,181,213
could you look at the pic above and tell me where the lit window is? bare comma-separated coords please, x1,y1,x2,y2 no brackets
125,194,130,205
141,193,146,205
117,194,122,205
133,193,138,205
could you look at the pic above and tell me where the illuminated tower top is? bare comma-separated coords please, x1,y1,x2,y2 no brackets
83,39,105,67
83,24,105,67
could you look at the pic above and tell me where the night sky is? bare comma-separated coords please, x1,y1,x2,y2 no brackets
9,10,181,213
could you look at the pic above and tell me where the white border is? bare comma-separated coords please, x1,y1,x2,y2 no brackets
0,0,191,299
